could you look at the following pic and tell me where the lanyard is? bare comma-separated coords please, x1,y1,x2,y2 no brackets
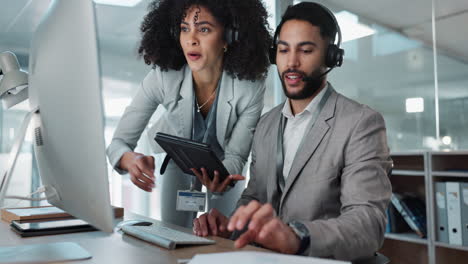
275,87,332,193
189,86,219,191
159,85,218,192
191,96,217,143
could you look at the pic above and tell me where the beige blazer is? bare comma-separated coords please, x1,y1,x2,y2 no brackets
237,86,392,261
107,65,266,175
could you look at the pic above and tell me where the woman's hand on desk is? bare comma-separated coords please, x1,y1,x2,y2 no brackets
193,208,231,238
119,152,155,192
191,168,245,193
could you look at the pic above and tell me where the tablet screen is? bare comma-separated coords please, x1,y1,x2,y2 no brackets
154,133,233,185
12,219,89,231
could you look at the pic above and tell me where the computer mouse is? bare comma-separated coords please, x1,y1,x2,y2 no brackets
116,219,153,229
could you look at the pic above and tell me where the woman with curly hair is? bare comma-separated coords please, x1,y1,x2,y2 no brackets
107,0,272,227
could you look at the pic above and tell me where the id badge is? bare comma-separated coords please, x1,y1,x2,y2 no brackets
176,190,206,212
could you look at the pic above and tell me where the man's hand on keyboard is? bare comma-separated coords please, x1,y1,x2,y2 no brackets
193,208,231,238
227,201,300,254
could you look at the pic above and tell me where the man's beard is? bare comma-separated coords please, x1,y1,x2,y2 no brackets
280,68,324,100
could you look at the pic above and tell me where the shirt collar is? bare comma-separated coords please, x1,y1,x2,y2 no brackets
282,82,329,119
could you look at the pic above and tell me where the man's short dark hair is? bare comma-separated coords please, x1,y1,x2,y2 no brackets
276,2,338,43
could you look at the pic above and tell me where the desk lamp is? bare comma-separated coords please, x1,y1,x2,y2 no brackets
0,51,28,109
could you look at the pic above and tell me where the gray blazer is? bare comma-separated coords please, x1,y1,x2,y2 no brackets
237,86,392,261
107,65,266,175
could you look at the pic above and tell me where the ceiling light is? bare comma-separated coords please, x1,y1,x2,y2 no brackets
442,136,452,145
93,0,142,7
406,97,424,113
335,11,376,43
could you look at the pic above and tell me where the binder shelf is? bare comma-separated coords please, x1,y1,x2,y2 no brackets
381,151,468,264
385,232,427,245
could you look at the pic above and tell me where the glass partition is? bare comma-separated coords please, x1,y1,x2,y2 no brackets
434,0,468,150
322,2,436,152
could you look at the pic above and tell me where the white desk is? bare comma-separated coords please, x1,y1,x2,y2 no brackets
0,212,270,263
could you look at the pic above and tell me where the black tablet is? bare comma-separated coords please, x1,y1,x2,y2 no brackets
10,219,97,237
154,132,233,186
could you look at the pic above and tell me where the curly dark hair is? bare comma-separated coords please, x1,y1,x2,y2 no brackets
138,0,272,81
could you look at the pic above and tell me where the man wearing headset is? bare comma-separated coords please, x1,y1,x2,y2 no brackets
193,2,392,261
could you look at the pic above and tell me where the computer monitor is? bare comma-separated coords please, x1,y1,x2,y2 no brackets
27,0,114,232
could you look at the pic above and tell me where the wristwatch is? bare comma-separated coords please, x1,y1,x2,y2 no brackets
288,220,310,255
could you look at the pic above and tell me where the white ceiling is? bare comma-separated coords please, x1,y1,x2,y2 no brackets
325,0,468,62
2,0,468,60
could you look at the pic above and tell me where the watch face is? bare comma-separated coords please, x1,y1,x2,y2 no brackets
288,221,310,254
289,221,309,239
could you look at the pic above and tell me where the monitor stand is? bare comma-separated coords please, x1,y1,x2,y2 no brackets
0,112,93,263
0,242,92,263
0,110,35,208
0,109,61,209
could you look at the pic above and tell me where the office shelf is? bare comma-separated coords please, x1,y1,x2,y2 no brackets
431,171,468,178
385,232,427,245
392,169,425,177
382,152,468,264
434,242,468,252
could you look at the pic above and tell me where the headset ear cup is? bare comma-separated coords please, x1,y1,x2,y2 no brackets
269,46,276,65
336,48,344,67
225,28,232,45
326,44,345,68
325,44,338,68
170,27,177,42
225,27,239,46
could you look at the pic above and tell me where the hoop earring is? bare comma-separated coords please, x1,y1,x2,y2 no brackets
223,47,228,53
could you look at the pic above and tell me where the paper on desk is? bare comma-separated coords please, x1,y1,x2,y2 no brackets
188,252,350,264
8,206,65,216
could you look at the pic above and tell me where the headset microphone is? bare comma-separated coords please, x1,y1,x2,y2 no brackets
302,67,333,83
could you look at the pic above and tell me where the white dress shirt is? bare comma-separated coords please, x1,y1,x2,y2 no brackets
281,84,329,180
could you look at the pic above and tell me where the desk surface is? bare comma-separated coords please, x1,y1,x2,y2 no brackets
0,212,270,263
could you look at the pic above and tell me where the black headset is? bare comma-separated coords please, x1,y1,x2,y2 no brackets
269,2,344,68
171,17,239,46
224,25,239,46
225,15,239,45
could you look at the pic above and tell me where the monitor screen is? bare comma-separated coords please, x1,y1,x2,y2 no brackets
27,0,114,232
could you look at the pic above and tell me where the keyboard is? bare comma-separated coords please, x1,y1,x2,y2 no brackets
120,224,215,250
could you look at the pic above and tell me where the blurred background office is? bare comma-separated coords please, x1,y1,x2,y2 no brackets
1,0,467,222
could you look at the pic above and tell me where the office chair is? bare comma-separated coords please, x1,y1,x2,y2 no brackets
353,252,390,264
352,165,393,263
